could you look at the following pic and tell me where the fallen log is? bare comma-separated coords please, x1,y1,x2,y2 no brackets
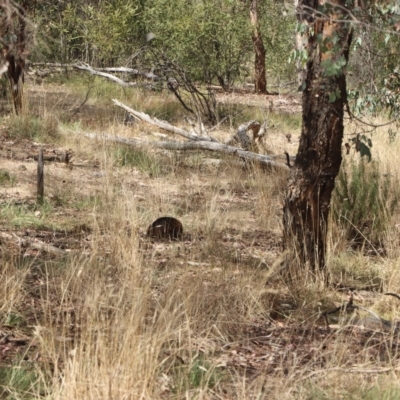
75,131,289,170
0,232,66,256
113,100,276,154
108,99,290,168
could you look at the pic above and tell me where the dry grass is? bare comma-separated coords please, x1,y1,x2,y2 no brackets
1,75,400,399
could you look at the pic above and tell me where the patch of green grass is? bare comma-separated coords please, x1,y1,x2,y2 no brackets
301,385,331,400
74,195,101,211
303,382,400,400
48,72,139,109
114,146,163,177
49,192,69,208
47,72,189,123
4,312,25,327
188,358,215,388
47,73,128,104
0,365,44,400
363,386,400,400
173,355,219,393
141,97,185,123
228,105,301,132
269,111,301,130
0,201,54,229
45,71,78,86
91,80,127,100
0,169,16,186
6,114,60,142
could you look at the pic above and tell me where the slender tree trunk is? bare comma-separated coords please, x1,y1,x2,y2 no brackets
282,0,353,279
249,0,267,94
6,53,25,114
3,0,28,115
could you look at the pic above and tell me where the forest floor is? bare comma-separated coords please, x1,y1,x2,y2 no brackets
1,76,400,399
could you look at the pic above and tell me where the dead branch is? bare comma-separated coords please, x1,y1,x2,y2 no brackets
70,78,95,118
385,292,400,301
95,67,159,80
0,231,66,256
112,99,217,142
72,64,136,87
29,63,160,81
76,131,289,169
27,62,66,67
150,51,219,124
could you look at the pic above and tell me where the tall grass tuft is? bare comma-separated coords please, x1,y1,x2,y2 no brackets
7,113,60,142
332,159,400,249
113,145,163,176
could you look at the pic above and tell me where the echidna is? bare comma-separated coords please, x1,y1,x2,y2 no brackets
146,217,183,240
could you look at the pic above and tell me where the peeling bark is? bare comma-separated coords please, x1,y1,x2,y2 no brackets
6,52,25,114
282,0,353,278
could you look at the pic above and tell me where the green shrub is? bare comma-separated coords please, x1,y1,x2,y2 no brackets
0,365,44,399
332,159,400,248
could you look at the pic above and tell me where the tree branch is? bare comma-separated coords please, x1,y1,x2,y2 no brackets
112,99,218,142
72,64,136,87
74,130,289,170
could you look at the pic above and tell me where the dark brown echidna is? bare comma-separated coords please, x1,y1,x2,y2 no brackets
146,217,183,240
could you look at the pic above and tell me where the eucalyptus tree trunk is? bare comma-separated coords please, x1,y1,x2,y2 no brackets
6,53,25,114
1,0,28,115
249,0,267,94
283,0,353,279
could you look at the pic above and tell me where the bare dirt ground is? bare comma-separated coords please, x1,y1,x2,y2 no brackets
1,81,400,398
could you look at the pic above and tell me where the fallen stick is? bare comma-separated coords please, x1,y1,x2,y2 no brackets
0,232,66,256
